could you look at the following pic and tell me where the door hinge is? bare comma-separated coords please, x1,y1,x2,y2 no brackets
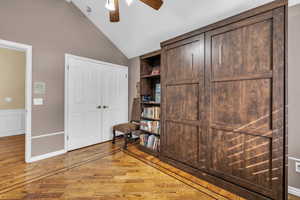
125,74,128,79
67,65,70,70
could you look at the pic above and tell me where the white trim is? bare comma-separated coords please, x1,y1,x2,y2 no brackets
32,131,64,139
0,131,24,138
29,149,66,162
289,0,300,6
289,186,300,197
64,54,128,152
65,54,128,71
289,157,300,162
0,109,25,113
0,39,32,163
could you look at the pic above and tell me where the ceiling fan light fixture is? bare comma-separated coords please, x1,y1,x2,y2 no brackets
126,0,133,6
105,0,116,11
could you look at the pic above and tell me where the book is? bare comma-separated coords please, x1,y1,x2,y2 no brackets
139,134,160,152
141,107,160,120
155,83,161,103
140,120,160,134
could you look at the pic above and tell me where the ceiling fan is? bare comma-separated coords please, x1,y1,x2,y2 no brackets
105,0,163,22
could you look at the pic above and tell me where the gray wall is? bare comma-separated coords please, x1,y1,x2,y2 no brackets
288,4,300,190
128,57,140,119
0,0,128,157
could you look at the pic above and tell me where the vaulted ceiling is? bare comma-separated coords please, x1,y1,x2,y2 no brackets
71,0,289,58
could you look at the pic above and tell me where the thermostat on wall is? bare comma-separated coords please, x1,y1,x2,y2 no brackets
34,82,46,94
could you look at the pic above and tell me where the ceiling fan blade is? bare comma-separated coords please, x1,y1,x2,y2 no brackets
139,0,163,10
109,0,120,22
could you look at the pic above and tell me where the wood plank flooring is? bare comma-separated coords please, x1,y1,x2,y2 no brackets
0,135,123,193
0,135,298,200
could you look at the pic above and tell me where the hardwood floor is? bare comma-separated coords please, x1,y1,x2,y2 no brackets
0,135,298,200
0,135,123,193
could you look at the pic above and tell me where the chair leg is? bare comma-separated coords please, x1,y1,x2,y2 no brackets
124,133,128,149
112,129,116,144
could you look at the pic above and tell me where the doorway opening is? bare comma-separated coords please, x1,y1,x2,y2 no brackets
0,39,32,163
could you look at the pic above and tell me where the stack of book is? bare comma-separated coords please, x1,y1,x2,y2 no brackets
140,134,160,151
155,83,161,103
142,107,160,120
140,120,160,134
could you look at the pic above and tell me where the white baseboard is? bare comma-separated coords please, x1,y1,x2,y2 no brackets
0,130,24,137
29,149,66,163
289,186,300,197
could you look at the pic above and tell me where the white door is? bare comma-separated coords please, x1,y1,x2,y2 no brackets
66,55,128,151
67,58,102,150
101,68,128,141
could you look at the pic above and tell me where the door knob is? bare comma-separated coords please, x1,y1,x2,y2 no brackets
103,105,109,109
97,105,102,109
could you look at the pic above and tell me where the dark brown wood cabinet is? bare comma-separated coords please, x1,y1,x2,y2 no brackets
160,1,287,200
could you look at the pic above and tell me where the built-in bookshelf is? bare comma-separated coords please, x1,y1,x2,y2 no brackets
139,50,161,157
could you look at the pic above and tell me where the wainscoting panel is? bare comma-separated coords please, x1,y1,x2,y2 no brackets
0,109,25,137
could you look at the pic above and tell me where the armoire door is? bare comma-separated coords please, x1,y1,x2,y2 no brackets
161,34,207,170
101,68,128,142
205,8,285,199
67,58,102,150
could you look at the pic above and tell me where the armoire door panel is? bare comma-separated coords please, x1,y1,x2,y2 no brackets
212,79,272,132
166,84,199,121
165,35,204,84
210,129,272,190
204,8,285,199
164,121,201,168
211,20,273,80
162,34,206,171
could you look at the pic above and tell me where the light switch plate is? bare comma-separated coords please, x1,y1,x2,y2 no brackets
296,162,300,173
33,98,43,105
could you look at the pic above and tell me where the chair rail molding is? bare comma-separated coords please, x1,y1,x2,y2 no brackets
0,109,25,137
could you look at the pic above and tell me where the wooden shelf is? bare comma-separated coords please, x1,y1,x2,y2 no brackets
139,50,161,158
141,102,160,106
140,129,160,136
137,144,159,157
141,116,160,121
141,74,160,79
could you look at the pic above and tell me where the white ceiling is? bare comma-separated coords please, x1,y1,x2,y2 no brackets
71,0,278,58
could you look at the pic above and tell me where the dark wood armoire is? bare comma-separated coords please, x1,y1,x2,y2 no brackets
159,1,288,199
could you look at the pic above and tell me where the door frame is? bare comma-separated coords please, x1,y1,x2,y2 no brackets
0,39,33,163
64,54,128,151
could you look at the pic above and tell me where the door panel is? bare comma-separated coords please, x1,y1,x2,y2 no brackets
162,34,206,170
102,69,128,142
212,79,272,131
166,84,199,121
205,10,285,199
211,20,272,80
68,58,102,150
165,122,199,168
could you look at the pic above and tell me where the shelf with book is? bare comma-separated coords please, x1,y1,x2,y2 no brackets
141,74,160,79
141,116,160,121
141,102,160,106
140,129,160,136
139,50,161,157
